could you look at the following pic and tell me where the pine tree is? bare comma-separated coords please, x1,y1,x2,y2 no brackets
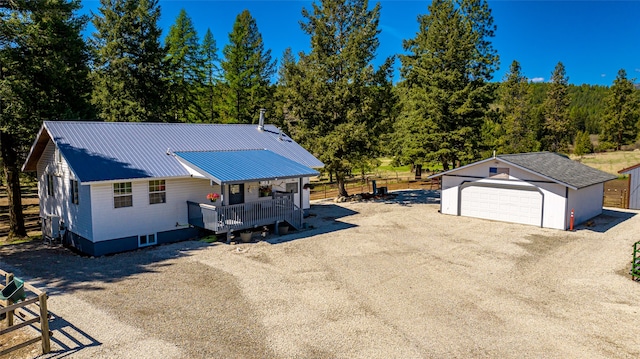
220,10,275,124
599,69,639,150
542,62,571,152
272,47,298,131
91,0,167,122
201,28,221,123
280,0,396,197
394,0,499,170
497,60,539,153
573,130,593,156
165,9,204,122
1,0,93,238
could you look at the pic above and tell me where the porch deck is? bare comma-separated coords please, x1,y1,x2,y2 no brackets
187,195,302,234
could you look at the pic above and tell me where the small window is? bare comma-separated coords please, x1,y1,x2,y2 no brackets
139,233,157,247
259,185,272,198
46,174,54,197
114,182,132,208
149,180,166,204
54,147,62,163
230,184,242,195
285,182,298,194
71,180,79,205
489,167,509,178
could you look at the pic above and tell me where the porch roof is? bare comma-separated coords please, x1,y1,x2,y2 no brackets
175,149,320,185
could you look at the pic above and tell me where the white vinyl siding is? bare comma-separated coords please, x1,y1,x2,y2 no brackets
36,141,93,240
91,177,213,242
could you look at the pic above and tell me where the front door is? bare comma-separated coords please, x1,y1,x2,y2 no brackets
229,184,244,205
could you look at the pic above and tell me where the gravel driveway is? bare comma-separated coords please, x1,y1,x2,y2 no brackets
1,189,639,358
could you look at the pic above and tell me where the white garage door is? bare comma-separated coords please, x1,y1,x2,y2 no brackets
460,185,542,226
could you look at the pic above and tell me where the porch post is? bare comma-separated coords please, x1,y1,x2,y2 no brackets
220,183,225,206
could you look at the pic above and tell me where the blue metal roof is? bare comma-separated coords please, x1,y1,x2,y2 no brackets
23,121,323,183
175,150,320,184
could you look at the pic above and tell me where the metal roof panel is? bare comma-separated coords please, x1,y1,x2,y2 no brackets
29,121,323,183
175,150,320,184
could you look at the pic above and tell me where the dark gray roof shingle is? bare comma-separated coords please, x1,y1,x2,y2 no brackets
497,152,616,189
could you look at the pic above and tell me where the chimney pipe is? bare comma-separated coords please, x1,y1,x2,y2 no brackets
258,108,266,131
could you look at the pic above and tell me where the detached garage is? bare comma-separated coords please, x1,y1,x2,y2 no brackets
429,152,616,230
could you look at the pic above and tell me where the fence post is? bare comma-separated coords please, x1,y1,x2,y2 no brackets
6,272,14,326
38,292,51,354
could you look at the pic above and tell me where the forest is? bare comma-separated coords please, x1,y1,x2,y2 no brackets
1,0,640,238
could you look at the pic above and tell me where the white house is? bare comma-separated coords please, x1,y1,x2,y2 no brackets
618,163,640,209
22,118,323,256
428,152,616,229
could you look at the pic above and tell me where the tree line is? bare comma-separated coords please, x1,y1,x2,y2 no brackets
1,0,639,238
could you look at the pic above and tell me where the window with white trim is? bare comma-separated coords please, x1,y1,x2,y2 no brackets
71,180,79,204
46,174,54,197
139,233,157,247
148,180,166,204
113,182,132,208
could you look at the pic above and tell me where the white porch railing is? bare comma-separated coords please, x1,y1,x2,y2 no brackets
187,195,302,233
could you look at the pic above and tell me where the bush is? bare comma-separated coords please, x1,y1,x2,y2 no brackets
574,131,594,156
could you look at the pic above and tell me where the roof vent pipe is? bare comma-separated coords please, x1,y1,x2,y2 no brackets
278,128,283,141
258,108,266,131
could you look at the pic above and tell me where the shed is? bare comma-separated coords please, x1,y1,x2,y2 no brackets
428,152,616,229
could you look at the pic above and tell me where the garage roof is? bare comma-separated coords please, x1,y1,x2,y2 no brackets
430,152,616,190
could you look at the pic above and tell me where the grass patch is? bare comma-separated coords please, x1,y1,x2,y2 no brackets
1,235,40,246
200,235,219,243
572,151,640,175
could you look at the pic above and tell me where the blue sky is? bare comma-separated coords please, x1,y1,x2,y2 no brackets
80,0,640,86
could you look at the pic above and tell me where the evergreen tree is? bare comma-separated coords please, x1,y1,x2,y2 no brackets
165,9,204,122
201,28,221,123
220,10,275,124
599,69,639,150
497,60,539,153
542,62,571,152
1,0,93,238
91,0,167,122
272,47,297,131
394,0,499,170
280,0,395,197
573,130,593,156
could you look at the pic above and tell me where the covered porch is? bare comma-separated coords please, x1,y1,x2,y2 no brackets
176,149,319,235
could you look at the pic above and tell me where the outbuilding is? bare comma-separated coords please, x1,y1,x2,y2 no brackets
428,152,616,230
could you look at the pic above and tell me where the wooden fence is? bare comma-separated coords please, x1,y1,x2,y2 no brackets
603,178,629,209
309,176,440,200
0,269,50,356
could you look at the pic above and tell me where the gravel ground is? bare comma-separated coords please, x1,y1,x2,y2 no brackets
1,189,640,358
